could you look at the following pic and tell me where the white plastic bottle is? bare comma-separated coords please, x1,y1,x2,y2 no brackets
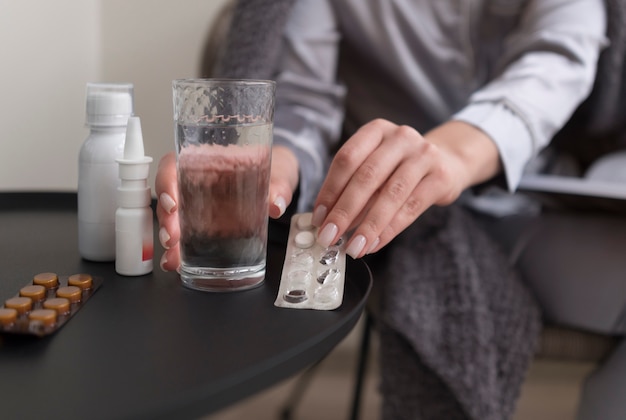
78,83,134,261
115,116,154,276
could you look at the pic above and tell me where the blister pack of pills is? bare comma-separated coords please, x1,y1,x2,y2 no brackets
0,272,102,337
274,213,346,310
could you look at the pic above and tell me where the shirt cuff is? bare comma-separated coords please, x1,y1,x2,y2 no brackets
453,102,534,191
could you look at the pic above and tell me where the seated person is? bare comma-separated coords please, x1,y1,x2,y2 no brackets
157,0,625,418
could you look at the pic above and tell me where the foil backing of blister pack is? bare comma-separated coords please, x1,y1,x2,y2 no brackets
275,213,346,310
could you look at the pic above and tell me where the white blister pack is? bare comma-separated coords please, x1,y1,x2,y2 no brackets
274,212,346,310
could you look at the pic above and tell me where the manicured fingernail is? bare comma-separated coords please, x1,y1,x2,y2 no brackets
274,196,287,217
311,205,327,227
367,237,380,254
317,223,338,248
346,235,366,259
160,253,169,272
159,192,176,214
159,227,171,249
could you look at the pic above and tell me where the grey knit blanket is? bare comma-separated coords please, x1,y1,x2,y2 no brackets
214,1,626,419
213,0,296,79
376,205,541,420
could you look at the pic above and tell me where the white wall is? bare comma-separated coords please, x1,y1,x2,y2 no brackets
0,0,99,191
0,0,228,192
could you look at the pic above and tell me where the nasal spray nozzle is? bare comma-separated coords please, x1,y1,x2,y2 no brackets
115,116,154,276
121,118,148,161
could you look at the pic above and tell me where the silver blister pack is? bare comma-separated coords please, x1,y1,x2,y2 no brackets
274,212,346,310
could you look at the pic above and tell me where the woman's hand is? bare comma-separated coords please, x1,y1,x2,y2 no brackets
154,152,181,272
311,118,501,259
155,146,300,271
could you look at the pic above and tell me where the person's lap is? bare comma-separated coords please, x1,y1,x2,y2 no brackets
479,209,626,335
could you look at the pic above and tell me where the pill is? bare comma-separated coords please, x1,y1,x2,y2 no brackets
295,231,315,249
20,285,47,301
0,308,18,326
296,213,314,230
43,298,71,315
317,268,341,285
284,289,308,303
5,297,33,315
33,272,59,289
320,249,339,265
68,273,93,290
56,286,82,303
28,309,57,327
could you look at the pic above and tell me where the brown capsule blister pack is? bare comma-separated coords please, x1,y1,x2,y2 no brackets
0,272,103,337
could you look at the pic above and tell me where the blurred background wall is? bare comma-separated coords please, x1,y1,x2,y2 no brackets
0,0,228,192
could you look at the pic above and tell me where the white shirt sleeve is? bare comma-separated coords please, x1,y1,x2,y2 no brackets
273,0,346,211
454,0,608,190
274,0,608,203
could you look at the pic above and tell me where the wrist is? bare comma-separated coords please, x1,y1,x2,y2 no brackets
425,120,502,190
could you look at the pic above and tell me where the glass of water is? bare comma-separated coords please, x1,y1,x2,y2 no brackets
172,79,275,292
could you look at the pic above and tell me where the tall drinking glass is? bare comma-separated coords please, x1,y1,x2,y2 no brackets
172,79,275,292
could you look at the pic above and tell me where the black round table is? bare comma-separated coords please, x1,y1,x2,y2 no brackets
0,193,371,420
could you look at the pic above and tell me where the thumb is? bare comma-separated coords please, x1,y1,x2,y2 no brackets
269,177,294,219
268,146,300,219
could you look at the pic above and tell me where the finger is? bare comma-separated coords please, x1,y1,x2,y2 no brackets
317,123,421,248
155,152,178,205
269,181,293,219
268,146,299,219
368,174,442,256
160,246,181,272
157,215,180,251
344,138,434,257
155,152,181,260
155,152,179,223
313,119,392,225
155,198,180,259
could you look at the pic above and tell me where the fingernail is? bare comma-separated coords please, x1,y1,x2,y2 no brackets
159,227,171,249
311,205,327,227
346,235,367,259
367,237,380,254
274,196,287,217
160,253,169,272
159,192,176,214
317,223,338,248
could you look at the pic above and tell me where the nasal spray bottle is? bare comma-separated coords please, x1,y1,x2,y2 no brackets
115,116,154,276
78,83,134,261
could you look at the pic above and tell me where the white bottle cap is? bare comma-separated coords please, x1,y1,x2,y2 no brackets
86,83,134,127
